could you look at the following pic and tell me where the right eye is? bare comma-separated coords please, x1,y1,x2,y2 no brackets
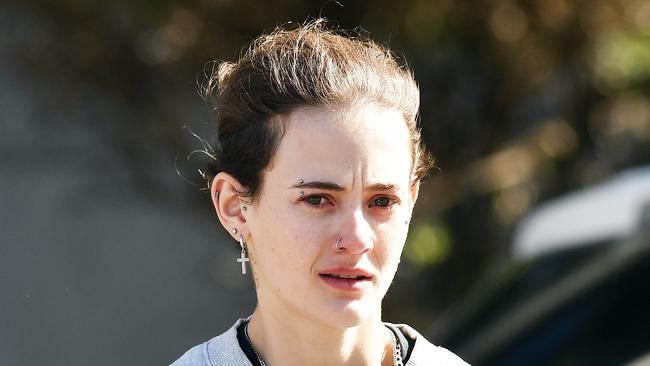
301,194,332,208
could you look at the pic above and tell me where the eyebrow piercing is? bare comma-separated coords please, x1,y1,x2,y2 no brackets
299,191,304,197
299,179,304,184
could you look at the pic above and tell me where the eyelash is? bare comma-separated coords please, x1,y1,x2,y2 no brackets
301,194,333,208
299,194,399,210
369,196,398,209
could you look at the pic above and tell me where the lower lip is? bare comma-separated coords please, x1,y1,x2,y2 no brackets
319,275,372,291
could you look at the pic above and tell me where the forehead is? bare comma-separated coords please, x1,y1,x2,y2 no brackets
267,104,413,188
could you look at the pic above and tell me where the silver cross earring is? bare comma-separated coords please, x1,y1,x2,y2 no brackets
237,234,250,275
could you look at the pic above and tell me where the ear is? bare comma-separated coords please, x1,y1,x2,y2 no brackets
210,172,248,240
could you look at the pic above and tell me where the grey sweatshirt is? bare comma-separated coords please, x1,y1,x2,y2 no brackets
171,318,470,366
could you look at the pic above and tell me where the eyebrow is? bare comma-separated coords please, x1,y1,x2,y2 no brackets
290,181,399,192
366,183,399,192
291,181,345,191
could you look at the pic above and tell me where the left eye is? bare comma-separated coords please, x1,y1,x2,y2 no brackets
371,197,394,208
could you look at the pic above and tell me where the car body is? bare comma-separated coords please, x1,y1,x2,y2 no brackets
428,167,650,366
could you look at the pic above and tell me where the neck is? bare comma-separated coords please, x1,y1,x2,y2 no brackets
247,302,393,366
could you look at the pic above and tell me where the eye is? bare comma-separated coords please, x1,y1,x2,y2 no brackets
301,194,332,208
370,196,398,209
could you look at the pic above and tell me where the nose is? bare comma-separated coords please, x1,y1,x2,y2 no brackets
336,206,375,254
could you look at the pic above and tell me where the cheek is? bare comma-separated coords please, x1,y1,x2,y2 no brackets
373,227,407,296
376,221,408,264
249,204,322,275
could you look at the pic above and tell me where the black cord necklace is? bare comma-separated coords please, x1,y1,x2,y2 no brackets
243,322,403,366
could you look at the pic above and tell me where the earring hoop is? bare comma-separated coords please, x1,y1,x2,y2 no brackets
335,237,344,252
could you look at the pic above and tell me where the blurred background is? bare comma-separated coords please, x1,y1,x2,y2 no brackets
1,0,649,365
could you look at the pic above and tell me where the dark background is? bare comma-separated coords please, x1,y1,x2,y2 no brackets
1,0,648,365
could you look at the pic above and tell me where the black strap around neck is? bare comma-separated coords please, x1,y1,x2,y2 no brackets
385,323,415,363
235,319,414,365
236,320,264,366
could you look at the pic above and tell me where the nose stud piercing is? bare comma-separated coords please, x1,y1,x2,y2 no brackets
335,237,344,252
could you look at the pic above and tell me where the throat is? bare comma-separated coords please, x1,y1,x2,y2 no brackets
247,311,396,366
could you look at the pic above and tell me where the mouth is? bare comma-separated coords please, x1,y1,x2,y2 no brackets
320,273,370,280
318,269,374,291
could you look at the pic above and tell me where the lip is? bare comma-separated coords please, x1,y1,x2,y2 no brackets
318,266,374,291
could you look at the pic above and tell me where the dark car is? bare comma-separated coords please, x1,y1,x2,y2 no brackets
428,167,650,366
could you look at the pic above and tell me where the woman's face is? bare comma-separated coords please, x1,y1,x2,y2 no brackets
244,103,418,328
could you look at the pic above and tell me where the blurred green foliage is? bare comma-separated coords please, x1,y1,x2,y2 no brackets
405,222,451,267
595,34,650,89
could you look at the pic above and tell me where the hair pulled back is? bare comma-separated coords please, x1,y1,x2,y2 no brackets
203,19,432,201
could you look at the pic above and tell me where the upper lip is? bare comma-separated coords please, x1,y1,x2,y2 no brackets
318,266,374,279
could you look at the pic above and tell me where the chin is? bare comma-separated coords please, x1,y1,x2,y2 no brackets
319,297,380,329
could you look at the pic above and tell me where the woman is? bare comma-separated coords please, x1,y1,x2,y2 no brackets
172,19,469,366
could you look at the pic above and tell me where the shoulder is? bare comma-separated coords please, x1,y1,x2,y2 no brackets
389,323,471,366
169,318,253,366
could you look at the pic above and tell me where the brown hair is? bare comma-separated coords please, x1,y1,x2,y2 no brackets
203,19,433,201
